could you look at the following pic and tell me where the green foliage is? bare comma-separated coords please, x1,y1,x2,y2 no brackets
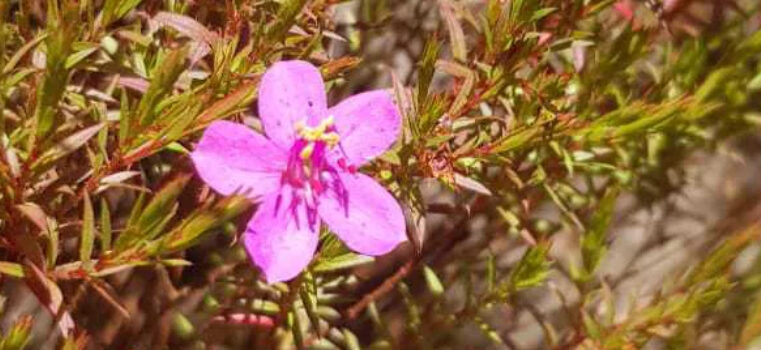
0,316,31,350
508,244,552,292
578,187,618,281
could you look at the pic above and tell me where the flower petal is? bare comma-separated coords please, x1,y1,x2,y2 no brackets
258,60,328,148
191,120,285,199
329,90,401,166
243,191,319,283
318,172,406,255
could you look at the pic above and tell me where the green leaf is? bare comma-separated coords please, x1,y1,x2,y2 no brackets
508,244,550,291
0,262,25,278
65,45,99,69
686,224,759,286
126,192,146,227
422,265,444,297
493,127,540,153
163,141,190,154
343,328,362,350
34,123,105,171
581,310,602,340
249,299,280,316
2,34,47,74
136,46,189,127
416,36,440,110
160,259,192,267
195,81,257,126
530,7,556,21
80,193,95,269
509,0,525,21
136,176,188,231
170,313,195,341
160,96,203,142
100,198,112,252
1,316,32,350
580,187,618,278
299,277,320,334
695,67,735,102
59,334,87,350
747,72,761,91
313,253,374,273
475,315,503,345
289,309,305,350
45,217,59,270
157,194,250,254
440,1,467,62
100,0,142,28
449,70,475,117
33,1,77,139
584,0,617,16
267,0,308,41
115,176,188,251
740,290,761,346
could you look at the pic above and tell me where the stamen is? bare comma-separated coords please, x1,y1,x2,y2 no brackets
300,143,315,160
323,132,340,147
280,115,349,228
296,116,338,144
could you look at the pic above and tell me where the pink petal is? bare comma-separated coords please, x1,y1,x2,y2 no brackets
258,60,328,148
243,191,319,283
614,1,635,22
191,121,285,199
329,90,401,166
318,172,406,255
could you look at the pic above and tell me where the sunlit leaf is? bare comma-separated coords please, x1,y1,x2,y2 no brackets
0,262,24,278
313,253,374,273
423,265,444,297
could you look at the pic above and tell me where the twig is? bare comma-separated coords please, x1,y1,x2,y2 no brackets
345,259,416,320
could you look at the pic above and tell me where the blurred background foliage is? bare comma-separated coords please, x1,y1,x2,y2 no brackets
0,0,760,349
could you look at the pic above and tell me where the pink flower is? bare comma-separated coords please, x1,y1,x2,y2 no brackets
191,60,407,282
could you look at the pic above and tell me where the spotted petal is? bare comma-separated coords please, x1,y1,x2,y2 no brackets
191,121,285,199
329,90,401,166
243,191,320,283
318,172,406,255
258,60,328,149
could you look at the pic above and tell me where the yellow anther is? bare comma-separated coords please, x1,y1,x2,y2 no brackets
300,142,315,160
323,132,340,147
294,116,340,146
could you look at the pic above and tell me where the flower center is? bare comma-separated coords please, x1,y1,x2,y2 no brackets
279,116,349,228
294,116,340,161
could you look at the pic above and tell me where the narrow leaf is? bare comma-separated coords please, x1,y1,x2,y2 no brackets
35,123,105,169
80,193,95,269
423,265,444,297
152,12,218,45
100,198,112,252
580,187,618,278
440,0,467,62
313,253,374,273
0,261,25,278
453,173,493,195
